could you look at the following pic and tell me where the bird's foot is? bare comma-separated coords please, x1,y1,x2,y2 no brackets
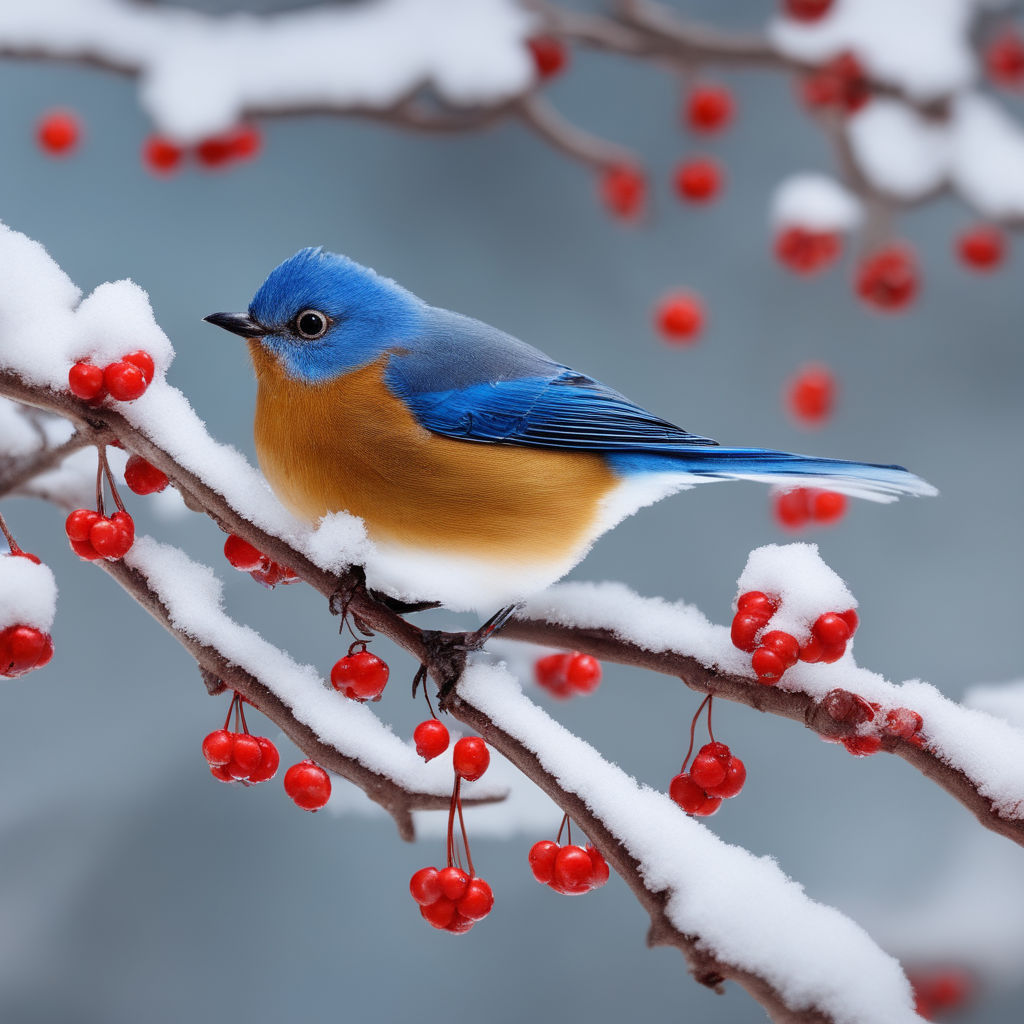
328,569,375,638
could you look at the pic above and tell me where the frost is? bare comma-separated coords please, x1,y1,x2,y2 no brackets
0,554,57,632
771,173,863,231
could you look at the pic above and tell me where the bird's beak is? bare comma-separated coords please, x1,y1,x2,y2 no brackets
203,311,264,338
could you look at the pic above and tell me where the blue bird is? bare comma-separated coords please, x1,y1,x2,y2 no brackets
205,247,935,605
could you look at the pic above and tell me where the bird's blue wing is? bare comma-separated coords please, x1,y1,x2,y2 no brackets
386,308,717,452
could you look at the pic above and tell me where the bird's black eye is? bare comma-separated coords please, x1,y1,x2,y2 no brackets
295,309,329,340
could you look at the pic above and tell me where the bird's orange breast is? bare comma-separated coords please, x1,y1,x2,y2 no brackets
249,347,618,563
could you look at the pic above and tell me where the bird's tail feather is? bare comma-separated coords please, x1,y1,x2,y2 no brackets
608,448,936,503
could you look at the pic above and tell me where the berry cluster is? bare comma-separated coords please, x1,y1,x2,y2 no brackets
534,650,602,699
409,867,494,933
283,760,332,810
69,350,156,403
65,507,135,561
787,364,835,426
142,126,260,176
528,839,610,894
0,622,53,678
731,591,859,684
223,533,298,588
666,695,746,817
330,640,390,702
669,741,746,816
821,688,925,756
124,454,169,495
774,487,847,529
202,693,280,785
410,735,494,933
774,226,841,275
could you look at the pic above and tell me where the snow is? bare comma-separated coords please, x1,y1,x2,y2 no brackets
0,553,57,632
770,0,976,102
771,173,863,231
966,679,1024,726
124,535,506,802
950,93,1024,220
0,0,536,142
458,661,919,1023
0,399,46,459
736,542,857,644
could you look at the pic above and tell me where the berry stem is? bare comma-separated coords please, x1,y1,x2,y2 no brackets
556,810,569,844
680,694,713,773
706,695,716,743
222,691,238,731
99,446,127,513
0,510,21,553
455,777,474,878
94,446,105,515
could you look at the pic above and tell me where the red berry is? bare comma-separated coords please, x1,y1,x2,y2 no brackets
228,124,261,161
811,490,847,524
552,845,593,895
535,652,571,698
330,648,390,702
413,719,450,762
528,840,559,884
788,364,835,425
760,630,800,668
65,508,100,543
690,751,727,790
124,454,168,495
10,551,41,564
655,292,703,344
453,736,490,781
246,737,280,783
775,488,811,529
686,84,734,133
673,158,722,203
196,134,234,169
706,757,746,799
68,362,105,401
209,764,234,783
693,793,722,816
142,136,184,175
784,0,834,21
283,759,331,810
420,897,456,929
957,224,1005,271
599,164,646,220
837,609,859,634
731,612,766,653
586,845,610,888
457,877,494,920
565,652,601,693
883,707,923,740
123,350,155,382
527,35,568,79
801,52,869,113
224,534,267,572
822,689,875,725
89,515,133,560
70,538,100,560
856,245,918,312
986,31,1024,88
668,772,707,814
751,647,786,683
842,734,881,757
438,866,470,901
700,741,732,764
37,110,79,156
0,625,54,677
249,560,297,588
798,635,824,663
737,591,778,619
812,612,851,646
231,733,263,773
774,226,841,275
103,361,148,401
819,641,847,663
201,729,233,766
410,866,442,906
111,510,135,543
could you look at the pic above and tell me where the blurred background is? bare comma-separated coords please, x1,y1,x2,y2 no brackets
0,1,1021,1021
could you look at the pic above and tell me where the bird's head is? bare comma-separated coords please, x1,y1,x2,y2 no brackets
205,247,423,382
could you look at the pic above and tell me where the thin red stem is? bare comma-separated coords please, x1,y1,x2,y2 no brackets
94,447,104,515
446,776,459,868
455,779,474,877
0,511,19,552
556,810,569,844
222,692,237,731
680,694,712,773
99,447,126,513
707,695,716,743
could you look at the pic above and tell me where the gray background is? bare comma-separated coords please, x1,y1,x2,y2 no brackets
0,1,1021,1021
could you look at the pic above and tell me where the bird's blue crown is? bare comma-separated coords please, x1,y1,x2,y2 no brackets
248,247,423,382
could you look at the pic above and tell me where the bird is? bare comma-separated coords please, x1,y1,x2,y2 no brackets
205,247,935,609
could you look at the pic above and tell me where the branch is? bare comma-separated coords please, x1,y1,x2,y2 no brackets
0,429,90,499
